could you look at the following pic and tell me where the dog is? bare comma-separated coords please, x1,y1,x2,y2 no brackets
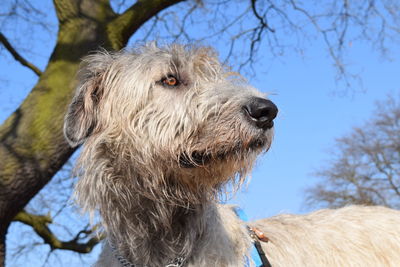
64,43,400,266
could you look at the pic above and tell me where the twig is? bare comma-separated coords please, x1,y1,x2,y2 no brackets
0,32,42,76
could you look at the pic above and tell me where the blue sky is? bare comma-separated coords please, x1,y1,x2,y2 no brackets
1,1,400,266
231,40,400,219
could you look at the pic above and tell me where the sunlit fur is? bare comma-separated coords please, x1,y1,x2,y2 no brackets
64,44,400,267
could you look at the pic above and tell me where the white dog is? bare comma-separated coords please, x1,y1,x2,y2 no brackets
64,43,400,266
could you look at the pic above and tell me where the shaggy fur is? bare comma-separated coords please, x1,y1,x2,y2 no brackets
64,43,400,267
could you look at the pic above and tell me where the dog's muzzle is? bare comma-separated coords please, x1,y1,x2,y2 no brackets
179,97,277,168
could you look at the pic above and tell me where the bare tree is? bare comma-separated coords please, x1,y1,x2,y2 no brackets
305,94,400,209
1,0,400,265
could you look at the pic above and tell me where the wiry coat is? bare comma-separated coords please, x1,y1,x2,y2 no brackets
64,43,400,267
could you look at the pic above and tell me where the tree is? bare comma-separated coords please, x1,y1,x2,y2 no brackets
305,94,400,209
1,0,400,265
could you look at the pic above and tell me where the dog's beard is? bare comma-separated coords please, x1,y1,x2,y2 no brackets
178,134,271,168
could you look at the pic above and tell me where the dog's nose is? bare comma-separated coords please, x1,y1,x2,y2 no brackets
243,97,278,130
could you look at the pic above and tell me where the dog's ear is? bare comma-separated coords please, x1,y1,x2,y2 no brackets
64,52,111,147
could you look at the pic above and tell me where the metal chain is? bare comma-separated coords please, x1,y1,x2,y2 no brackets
114,252,136,267
165,257,186,267
110,242,186,267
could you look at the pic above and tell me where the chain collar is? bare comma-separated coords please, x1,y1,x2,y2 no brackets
109,242,186,267
165,257,186,267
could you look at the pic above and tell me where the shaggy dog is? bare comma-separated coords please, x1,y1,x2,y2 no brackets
64,43,400,267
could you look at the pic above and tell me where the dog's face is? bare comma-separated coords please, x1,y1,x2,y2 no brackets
64,44,277,189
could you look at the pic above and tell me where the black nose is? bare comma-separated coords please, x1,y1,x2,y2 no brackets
243,97,278,129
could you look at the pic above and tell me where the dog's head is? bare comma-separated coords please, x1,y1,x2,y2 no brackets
64,43,277,192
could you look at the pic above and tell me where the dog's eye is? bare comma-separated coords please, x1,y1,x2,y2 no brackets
161,75,180,87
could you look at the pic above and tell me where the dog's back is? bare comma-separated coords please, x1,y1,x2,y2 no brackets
252,205,400,267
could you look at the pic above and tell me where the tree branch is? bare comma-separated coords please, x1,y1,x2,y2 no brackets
13,210,103,253
250,0,275,33
107,0,186,50
53,0,115,25
0,32,42,76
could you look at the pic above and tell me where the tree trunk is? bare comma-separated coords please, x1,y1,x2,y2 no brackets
0,1,113,264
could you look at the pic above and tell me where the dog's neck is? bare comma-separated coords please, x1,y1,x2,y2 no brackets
100,173,210,266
